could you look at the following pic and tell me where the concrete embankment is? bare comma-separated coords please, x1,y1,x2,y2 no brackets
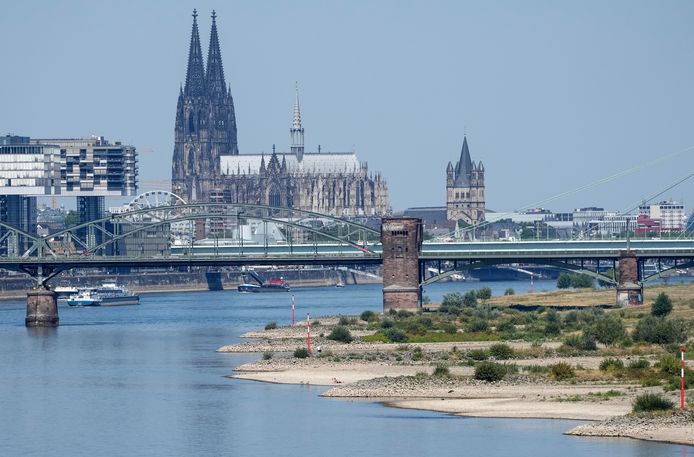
0,267,382,299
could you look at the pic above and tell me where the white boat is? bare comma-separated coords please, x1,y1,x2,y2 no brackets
67,283,139,306
335,282,345,288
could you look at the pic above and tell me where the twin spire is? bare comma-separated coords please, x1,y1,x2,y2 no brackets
184,9,227,98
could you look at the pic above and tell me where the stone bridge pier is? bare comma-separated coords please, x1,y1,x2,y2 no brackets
381,217,423,312
26,288,59,327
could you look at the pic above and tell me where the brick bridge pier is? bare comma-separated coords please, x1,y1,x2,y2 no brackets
380,217,423,311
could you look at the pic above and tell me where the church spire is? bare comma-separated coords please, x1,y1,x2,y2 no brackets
454,136,473,187
184,9,206,97
290,82,305,162
206,10,226,98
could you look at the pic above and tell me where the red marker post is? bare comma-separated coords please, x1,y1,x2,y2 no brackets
681,345,686,411
291,294,295,326
307,313,311,354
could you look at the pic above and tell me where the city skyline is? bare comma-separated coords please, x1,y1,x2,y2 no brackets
2,1,694,212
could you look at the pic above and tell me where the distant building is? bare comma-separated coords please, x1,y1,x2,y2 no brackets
446,136,485,225
638,201,686,232
403,206,455,235
573,207,610,228
171,10,390,218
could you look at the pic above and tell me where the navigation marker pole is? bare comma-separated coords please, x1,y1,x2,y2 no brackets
307,313,311,354
291,294,295,326
681,345,686,411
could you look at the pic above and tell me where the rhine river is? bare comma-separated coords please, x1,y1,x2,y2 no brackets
0,280,689,456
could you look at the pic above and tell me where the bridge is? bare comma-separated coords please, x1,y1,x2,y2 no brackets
1,204,693,326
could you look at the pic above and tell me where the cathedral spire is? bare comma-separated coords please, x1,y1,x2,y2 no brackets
290,82,305,162
184,9,206,97
454,135,473,187
206,10,226,98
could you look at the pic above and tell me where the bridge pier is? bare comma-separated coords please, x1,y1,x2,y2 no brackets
26,289,59,327
616,251,643,306
205,271,224,291
381,217,422,312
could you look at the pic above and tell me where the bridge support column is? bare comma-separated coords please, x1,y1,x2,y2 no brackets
616,251,643,306
205,271,224,291
26,289,58,327
381,217,422,312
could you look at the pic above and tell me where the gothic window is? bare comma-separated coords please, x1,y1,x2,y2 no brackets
188,112,195,133
269,183,281,207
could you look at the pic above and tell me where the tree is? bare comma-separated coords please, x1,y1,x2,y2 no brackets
570,274,594,289
557,273,573,289
64,210,78,227
651,292,673,317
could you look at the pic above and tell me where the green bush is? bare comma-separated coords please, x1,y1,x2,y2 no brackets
562,334,597,351
468,348,489,361
570,274,594,288
338,316,350,326
293,347,309,358
380,318,394,328
477,287,492,300
463,290,478,307
474,361,506,382
489,343,514,360
651,292,673,317
441,323,458,334
586,314,626,346
442,292,465,308
496,320,516,333
383,327,408,343
599,358,625,371
397,310,413,319
544,321,561,337
262,352,273,360
360,310,377,322
550,362,575,380
327,325,353,343
628,358,650,370
432,364,451,377
557,273,573,289
264,321,277,330
632,393,673,413
633,316,689,344
466,318,489,332
504,288,515,296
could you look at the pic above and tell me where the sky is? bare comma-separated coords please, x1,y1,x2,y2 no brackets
2,0,694,213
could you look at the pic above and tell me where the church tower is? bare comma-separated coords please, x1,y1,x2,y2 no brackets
172,10,239,203
446,136,485,225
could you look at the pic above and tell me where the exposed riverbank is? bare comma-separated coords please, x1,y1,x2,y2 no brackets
220,308,693,446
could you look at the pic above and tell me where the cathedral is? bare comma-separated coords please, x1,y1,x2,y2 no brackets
172,11,390,217
446,136,485,225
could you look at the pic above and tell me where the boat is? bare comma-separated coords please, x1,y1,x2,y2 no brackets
67,283,139,306
238,283,261,293
238,271,290,292
55,286,80,304
335,282,345,288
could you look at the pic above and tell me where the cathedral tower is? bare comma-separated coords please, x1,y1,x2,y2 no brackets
172,10,239,203
446,136,485,225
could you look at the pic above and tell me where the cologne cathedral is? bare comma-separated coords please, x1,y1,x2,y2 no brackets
172,11,390,217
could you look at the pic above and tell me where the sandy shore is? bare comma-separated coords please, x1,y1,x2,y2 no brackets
222,320,693,446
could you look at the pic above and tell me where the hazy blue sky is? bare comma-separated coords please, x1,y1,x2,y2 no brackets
2,1,694,213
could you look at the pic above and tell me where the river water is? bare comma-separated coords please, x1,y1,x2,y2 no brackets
0,280,689,456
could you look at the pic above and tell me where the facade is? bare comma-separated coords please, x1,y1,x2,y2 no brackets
32,136,138,197
446,136,485,224
171,11,390,217
171,10,238,204
638,201,686,232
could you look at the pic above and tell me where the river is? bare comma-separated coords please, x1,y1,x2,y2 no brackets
0,280,689,456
